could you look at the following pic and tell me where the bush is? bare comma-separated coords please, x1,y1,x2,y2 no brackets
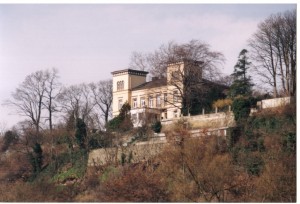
283,132,296,153
106,102,133,132
88,132,112,150
232,97,251,123
52,149,87,183
106,116,122,131
75,118,87,149
151,121,162,133
29,143,43,175
227,127,242,149
244,154,263,176
1,130,19,152
100,166,169,202
212,98,233,110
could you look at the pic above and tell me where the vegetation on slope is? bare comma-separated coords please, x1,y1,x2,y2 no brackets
0,104,296,202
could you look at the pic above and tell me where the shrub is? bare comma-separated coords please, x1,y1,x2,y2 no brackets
283,132,296,153
100,166,169,202
106,102,133,132
75,118,87,149
244,154,263,176
232,97,251,123
29,143,43,175
88,132,112,150
212,98,233,110
151,121,162,133
1,130,19,152
106,116,122,131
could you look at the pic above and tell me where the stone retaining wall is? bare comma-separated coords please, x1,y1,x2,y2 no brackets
88,140,166,166
161,111,235,129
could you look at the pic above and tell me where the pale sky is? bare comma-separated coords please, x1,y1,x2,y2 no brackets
0,3,297,129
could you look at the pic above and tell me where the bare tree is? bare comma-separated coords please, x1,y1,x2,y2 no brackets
4,71,48,134
249,9,296,97
58,83,95,127
43,68,61,131
215,74,233,87
129,52,148,71
129,40,225,116
166,60,205,115
129,40,225,81
89,79,113,125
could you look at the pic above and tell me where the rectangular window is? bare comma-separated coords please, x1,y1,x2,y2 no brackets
173,90,178,102
140,97,145,107
163,93,167,106
149,95,153,108
132,98,137,108
164,93,167,102
118,98,123,110
156,94,161,107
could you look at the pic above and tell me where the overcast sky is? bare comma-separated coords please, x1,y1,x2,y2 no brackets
0,3,296,129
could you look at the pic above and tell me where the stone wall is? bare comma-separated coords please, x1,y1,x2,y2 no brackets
88,140,166,166
257,96,294,109
89,111,235,166
161,111,235,129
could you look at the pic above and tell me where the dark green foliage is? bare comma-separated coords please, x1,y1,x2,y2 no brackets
257,138,265,152
106,116,122,131
247,109,292,134
128,151,133,163
1,130,19,152
106,102,133,132
230,146,241,164
229,49,253,98
229,104,295,179
232,97,251,122
119,102,131,120
283,132,296,153
121,153,126,166
194,86,227,115
151,121,162,133
88,132,113,150
244,155,263,176
38,149,87,184
30,143,43,175
227,127,242,149
75,118,87,149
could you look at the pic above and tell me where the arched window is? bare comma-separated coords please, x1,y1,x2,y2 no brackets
117,81,120,91
117,81,124,91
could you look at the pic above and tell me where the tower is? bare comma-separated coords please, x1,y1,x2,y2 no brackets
111,69,148,117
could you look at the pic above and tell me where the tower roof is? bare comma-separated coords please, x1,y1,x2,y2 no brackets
111,69,148,76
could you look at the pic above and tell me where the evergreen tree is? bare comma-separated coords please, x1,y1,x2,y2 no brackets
229,49,253,97
118,102,131,120
106,102,133,132
30,143,43,174
75,118,87,149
